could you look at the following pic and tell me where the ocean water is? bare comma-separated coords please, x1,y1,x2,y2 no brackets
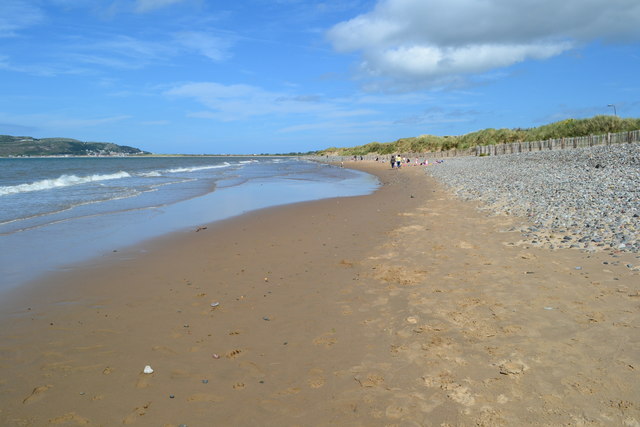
0,156,379,291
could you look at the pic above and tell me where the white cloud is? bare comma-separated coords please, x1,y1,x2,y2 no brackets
135,0,186,13
173,31,233,61
165,82,336,121
0,0,44,37
327,0,640,89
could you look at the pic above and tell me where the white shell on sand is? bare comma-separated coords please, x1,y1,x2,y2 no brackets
143,365,154,374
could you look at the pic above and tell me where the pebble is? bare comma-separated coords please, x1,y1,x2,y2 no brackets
427,143,640,253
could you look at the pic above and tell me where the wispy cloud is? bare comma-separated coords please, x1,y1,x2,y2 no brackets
0,0,44,37
0,112,132,134
165,82,341,121
277,119,391,135
393,107,479,126
47,115,132,128
4,29,236,77
135,0,187,13
173,31,234,61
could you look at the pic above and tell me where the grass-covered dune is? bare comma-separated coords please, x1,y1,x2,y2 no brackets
317,115,640,156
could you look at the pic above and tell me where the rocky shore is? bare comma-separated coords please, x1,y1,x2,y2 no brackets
426,143,640,255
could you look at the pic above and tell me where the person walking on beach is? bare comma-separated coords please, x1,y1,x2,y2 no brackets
391,155,396,169
396,156,402,169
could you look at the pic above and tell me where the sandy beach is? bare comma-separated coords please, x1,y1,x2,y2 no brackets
1,161,638,426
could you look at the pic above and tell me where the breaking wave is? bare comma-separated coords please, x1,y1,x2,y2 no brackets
0,172,132,196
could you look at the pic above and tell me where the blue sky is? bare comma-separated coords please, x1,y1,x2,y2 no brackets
1,0,639,154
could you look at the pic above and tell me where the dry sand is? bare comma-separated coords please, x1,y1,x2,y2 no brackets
0,161,638,426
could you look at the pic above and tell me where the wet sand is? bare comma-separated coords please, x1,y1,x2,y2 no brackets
0,161,638,426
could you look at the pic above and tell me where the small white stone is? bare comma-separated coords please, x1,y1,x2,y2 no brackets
143,365,154,374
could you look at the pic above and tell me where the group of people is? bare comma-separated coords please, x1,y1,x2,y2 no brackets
390,155,434,169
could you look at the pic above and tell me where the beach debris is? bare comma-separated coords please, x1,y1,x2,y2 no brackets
169,394,175,399
264,277,269,282
544,307,554,310
212,354,220,359
201,379,209,384
143,365,154,374
196,226,207,232
575,266,583,270
406,316,418,324
263,316,270,321
210,302,220,308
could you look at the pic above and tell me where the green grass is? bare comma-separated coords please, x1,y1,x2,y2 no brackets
316,115,640,156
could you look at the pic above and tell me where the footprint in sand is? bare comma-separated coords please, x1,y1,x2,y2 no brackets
152,345,178,355
233,382,245,390
307,368,325,389
22,384,53,404
457,241,476,249
374,266,426,286
122,402,151,424
49,412,91,425
312,333,337,348
276,387,301,396
354,373,385,388
385,404,409,419
135,374,153,389
498,360,528,376
187,393,224,403
226,349,244,359
444,384,476,406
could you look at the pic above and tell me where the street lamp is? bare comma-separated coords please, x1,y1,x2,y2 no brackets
608,104,617,116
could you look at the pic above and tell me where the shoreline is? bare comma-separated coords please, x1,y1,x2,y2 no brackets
0,158,378,291
1,162,638,425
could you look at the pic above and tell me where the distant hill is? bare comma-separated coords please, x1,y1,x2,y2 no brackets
0,135,150,157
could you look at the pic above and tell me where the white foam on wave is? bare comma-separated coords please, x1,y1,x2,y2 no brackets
166,163,231,173
0,171,131,196
139,171,162,177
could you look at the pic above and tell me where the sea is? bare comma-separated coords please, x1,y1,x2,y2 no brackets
0,156,379,291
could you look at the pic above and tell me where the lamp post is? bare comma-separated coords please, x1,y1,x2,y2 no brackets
608,104,617,116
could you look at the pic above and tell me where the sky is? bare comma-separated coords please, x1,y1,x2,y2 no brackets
1,0,639,154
